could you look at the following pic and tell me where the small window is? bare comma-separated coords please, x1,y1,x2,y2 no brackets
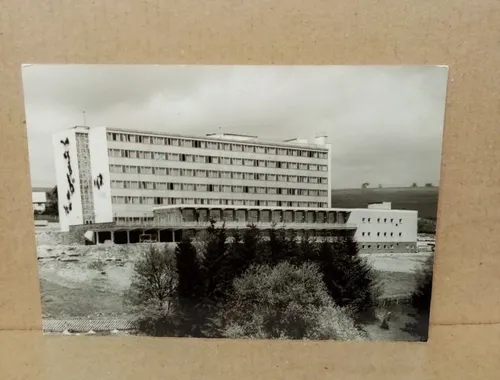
362,232,365,236
399,232,402,237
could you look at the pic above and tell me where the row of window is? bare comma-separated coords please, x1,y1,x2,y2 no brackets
111,196,328,208
109,164,329,184
361,217,403,224
107,132,329,159
361,244,410,250
361,231,402,237
110,180,329,197
108,149,329,172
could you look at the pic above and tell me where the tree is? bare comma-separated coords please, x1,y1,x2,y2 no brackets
199,220,229,301
317,236,379,315
174,235,206,336
175,235,203,300
411,182,418,188
361,182,370,189
220,262,363,340
411,254,434,313
295,230,318,265
127,244,178,336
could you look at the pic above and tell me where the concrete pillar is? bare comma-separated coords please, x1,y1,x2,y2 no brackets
111,231,115,243
172,229,175,243
126,230,130,244
96,231,100,244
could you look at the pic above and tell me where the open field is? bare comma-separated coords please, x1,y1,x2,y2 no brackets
331,186,439,220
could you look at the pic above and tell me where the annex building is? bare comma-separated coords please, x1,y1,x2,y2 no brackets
52,126,418,253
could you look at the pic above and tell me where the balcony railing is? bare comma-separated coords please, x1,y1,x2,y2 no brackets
113,219,357,230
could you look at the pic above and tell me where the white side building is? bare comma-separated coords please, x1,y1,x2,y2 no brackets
32,191,47,213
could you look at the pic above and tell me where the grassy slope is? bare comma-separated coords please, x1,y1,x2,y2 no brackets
331,187,439,220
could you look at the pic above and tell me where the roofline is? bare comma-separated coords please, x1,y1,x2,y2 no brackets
101,127,330,151
152,204,418,213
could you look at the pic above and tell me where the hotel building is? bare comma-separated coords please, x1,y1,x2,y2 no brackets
52,126,418,253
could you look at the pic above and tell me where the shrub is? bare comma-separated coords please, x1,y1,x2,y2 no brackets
219,262,362,340
411,254,434,313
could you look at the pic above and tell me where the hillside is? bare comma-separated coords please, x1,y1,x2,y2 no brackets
331,187,439,220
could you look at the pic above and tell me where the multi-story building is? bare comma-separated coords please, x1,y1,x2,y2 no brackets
52,126,418,253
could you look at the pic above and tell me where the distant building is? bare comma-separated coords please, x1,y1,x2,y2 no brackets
32,190,48,213
52,126,418,253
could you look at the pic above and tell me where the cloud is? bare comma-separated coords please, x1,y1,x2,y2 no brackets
21,64,448,189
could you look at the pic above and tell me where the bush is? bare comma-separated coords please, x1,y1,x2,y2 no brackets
411,254,434,313
219,262,363,340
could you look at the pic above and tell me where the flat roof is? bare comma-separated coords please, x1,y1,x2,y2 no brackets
152,204,417,214
103,127,329,151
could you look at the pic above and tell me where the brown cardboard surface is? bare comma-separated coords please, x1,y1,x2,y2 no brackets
0,0,499,378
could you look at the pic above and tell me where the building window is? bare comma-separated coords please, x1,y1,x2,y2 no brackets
377,218,380,223
377,232,380,236
362,218,366,222
362,232,365,236
399,232,402,237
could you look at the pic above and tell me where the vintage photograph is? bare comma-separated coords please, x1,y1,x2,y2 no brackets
23,64,447,341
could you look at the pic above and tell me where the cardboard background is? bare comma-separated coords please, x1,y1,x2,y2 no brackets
1,0,499,378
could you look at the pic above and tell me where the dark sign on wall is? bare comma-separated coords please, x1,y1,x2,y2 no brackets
60,137,76,215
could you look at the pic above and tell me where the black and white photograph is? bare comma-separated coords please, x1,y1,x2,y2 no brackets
23,64,447,341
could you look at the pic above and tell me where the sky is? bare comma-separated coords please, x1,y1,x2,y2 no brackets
22,64,448,189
